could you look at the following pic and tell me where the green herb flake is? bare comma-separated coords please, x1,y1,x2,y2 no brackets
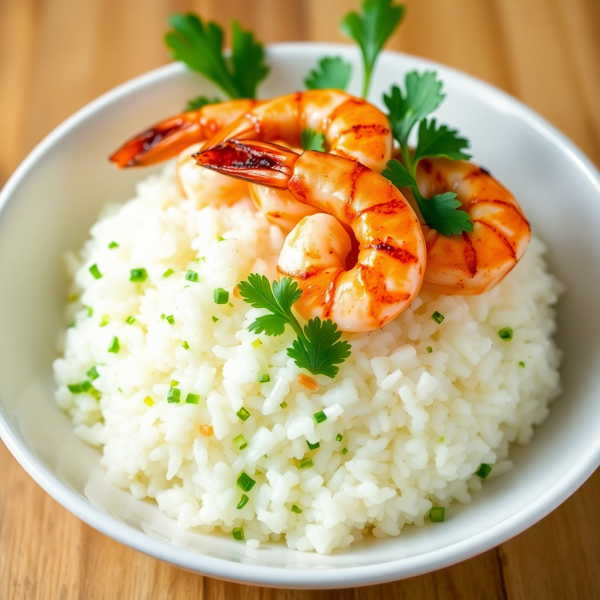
498,327,513,341
143,396,154,407
166,314,175,325
238,274,351,378
126,316,136,325
167,387,181,403
431,311,445,324
237,471,256,492
185,393,200,404
336,433,343,442
217,236,225,242
108,241,119,249
99,315,110,327
232,527,245,541
87,366,99,381
314,410,327,424
439,436,445,442
299,458,314,469
67,383,83,394
237,407,251,421
291,505,303,514
185,270,199,282
130,268,147,283
475,463,492,479
280,401,288,409
429,506,445,522
519,361,525,368
170,380,179,388
89,264,102,279
212,316,219,323
87,306,94,317
214,288,229,304
306,440,320,451
237,494,249,510
233,435,248,451
252,338,262,348
107,336,120,353
426,346,433,353
257,373,270,383
182,341,190,350
163,268,174,278
341,447,348,455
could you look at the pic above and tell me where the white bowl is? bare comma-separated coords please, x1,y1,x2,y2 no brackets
1,43,600,589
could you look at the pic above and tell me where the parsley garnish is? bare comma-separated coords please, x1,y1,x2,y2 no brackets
165,14,269,100
184,95,220,112
341,0,405,98
304,56,352,91
382,71,474,236
238,274,351,378
301,128,326,152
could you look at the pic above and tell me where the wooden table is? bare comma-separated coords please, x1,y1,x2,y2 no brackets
1,0,599,597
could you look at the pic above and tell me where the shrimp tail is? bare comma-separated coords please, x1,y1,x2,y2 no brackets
109,112,204,168
194,140,299,189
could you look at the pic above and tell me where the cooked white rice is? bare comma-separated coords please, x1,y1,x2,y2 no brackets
54,164,563,554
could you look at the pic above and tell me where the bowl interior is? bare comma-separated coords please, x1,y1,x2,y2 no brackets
1,44,600,587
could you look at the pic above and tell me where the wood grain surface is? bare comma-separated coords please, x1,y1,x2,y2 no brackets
1,0,599,598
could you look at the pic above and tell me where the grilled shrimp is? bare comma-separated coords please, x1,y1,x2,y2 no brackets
195,140,426,332
412,158,531,294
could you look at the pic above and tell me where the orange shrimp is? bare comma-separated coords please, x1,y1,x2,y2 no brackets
411,158,531,294
195,140,426,333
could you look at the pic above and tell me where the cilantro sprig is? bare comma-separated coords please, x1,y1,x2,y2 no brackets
165,13,269,106
184,96,221,112
238,274,351,378
382,71,473,236
301,128,326,152
341,0,405,98
305,57,352,91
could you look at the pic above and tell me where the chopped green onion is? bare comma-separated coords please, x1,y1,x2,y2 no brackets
232,527,244,540
167,387,181,403
67,383,83,394
185,393,200,404
108,241,119,249
252,339,262,348
439,436,445,442
519,361,525,368
237,471,256,492
87,366,99,381
212,316,219,323
429,507,445,522
237,407,251,421
166,314,175,325
163,268,174,278
475,463,492,479
335,433,343,442
100,315,109,327
306,440,320,451
341,447,348,455
233,435,248,450
182,341,189,350
185,270,199,282
314,411,327,424
299,458,314,469
432,311,445,324
143,396,154,407
426,346,433,353
89,264,102,279
107,336,120,353
125,316,136,325
217,236,225,242
87,307,93,317
291,505,303,514
214,288,229,304
130,268,147,282
170,380,179,388
498,327,513,340
280,401,288,409
257,373,270,383
160,314,166,320
237,495,249,510
80,380,93,392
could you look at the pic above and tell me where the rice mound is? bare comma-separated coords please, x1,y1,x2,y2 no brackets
54,165,563,554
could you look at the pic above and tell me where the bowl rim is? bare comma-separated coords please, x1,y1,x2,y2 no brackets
1,41,600,589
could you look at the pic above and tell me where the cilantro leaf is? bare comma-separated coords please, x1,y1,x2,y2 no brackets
230,20,270,99
341,0,405,98
238,274,351,378
383,71,444,146
382,158,415,189
165,13,268,100
305,56,352,91
288,318,352,378
184,96,221,112
301,128,326,152
413,119,471,163
419,192,474,236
